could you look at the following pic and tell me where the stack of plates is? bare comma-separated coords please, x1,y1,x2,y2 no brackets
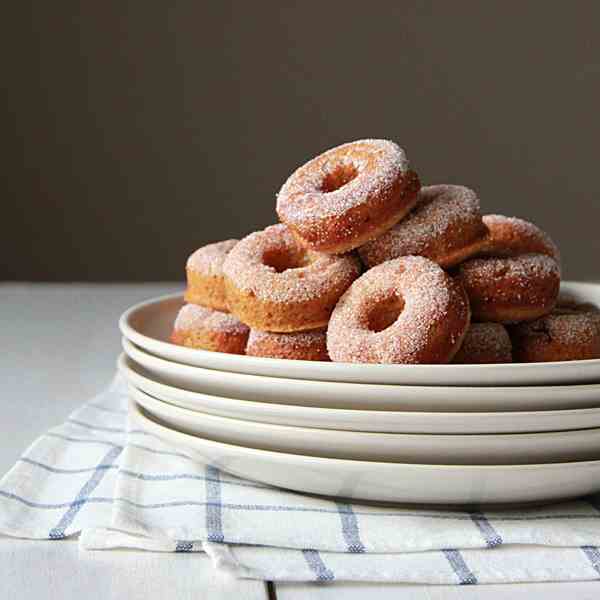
119,281,600,506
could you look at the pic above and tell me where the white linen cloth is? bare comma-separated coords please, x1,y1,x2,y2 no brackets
2,375,600,583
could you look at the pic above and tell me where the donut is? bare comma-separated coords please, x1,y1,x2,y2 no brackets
510,302,600,362
457,254,560,323
359,184,488,268
170,304,249,354
327,256,470,364
276,139,420,254
223,224,361,332
245,328,329,361
184,239,238,311
453,323,512,364
479,214,560,262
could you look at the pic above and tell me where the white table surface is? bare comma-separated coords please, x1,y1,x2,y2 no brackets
1,282,599,599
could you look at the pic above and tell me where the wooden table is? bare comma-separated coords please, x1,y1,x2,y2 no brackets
1,283,599,599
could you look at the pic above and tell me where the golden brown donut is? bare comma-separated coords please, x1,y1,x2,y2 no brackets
457,254,560,323
453,323,513,364
223,224,361,332
359,184,488,269
170,304,249,354
327,256,470,364
479,215,560,262
510,302,600,362
276,139,420,254
184,239,238,311
245,328,329,361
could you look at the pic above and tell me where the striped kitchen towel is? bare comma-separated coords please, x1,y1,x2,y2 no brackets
2,375,600,583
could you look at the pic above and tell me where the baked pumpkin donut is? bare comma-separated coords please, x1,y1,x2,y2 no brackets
359,184,488,269
276,139,420,254
245,328,329,361
457,254,560,323
327,256,470,364
170,304,249,354
510,302,600,362
184,239,238,311
223,224,361,332
453,323,512,364
479,215,560,262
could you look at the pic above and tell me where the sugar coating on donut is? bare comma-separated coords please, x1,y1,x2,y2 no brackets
541,311,600,345
359,184,485,267
173,303,248,335
459,253,560,297
246,328,329,360
515,305,600,345
481,215,560,261
453,323,512,364
223,224,361,304
277,139,409,221
187,239,238,276
510,302,600,362
247,328,326,346
327,256,470,364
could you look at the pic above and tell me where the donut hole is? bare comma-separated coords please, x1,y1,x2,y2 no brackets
262,248,309,273
321,164,358,193
367,295,405,333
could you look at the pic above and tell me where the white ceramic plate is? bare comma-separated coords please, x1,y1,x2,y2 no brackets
119,281,600,386
122,338,600,412
119,354,600,434
130,401,600,505
130,385,600,465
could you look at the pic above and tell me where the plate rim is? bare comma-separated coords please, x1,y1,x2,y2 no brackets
131,399,600,472
129,382,600,442
122,336,600,395
117,353,600,421
119,281,600,376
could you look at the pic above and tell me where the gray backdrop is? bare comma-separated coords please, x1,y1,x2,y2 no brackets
4,2,599,281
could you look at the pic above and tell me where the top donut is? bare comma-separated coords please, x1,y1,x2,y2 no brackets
276,139,420,253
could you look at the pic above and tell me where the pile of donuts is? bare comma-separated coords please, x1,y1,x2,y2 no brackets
171,139,600,364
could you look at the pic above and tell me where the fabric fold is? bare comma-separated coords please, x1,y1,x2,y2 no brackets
2,374,600,583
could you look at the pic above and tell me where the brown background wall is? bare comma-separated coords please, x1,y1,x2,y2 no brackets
3,2,599,281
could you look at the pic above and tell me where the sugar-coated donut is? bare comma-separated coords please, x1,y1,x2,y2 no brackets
170,304,249,354
184,239,238,311
327,256,470,364
276,139,420,254
359,184,488,269
223,224,361,332
479,215,560,262
246,328,329,361
457,254,560,323
510,302,600,362
453,323,512,364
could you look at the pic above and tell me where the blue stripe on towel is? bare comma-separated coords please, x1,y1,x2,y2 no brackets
302,549,335,581
4,480,600,527
469,510,503,547
335,501,366,553
128,443,192,460
175,541,194,552
205,465,224,542
582,546,600,576
46,432,123,448
118,469,268,490
86,404,128,415
48,445,122,539
67,419,127,433
442,549,478,585
19,458,118,475
0,490,113,510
